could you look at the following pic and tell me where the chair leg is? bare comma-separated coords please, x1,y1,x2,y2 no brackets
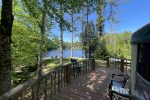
108,84,112,96
109,84,113,100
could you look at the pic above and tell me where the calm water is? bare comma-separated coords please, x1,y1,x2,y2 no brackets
43,49,85,58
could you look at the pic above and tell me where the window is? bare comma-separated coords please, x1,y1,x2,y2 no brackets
137,43,150,82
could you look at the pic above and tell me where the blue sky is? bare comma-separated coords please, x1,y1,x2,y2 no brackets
114,0,150,33
1,0,150,42
51,0,150,42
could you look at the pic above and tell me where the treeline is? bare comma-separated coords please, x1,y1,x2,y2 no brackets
104,31,131,59
64,42,82,49
46,39,82,50
0,0,127,94
80,28,132,59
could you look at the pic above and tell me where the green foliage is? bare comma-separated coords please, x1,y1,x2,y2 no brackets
12,24,40,66
64,42,82,49
80,21,97,58
45,36,60,50
96,0,106,37
0,0,132,87
94,39,109,59
104,31,131,58
11,0,61,85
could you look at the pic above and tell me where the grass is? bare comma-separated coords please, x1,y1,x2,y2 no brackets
46,58,70,68
95,59,107,67
44,57,86,70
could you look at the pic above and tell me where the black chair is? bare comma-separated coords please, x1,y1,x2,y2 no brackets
71,58,78,68
70,58,81,77
111,87,139,100
109,74,140,100
109,74,129,99
109,74,129,88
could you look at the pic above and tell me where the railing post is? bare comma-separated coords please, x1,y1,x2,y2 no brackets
106,56,109,67
66,64,71,84
44,77,47,100
120,59,124,72
92,59,95,71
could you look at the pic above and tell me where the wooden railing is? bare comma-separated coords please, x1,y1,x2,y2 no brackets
0,58,95,100
106,57,131,74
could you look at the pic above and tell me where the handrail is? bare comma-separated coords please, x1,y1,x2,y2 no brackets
0,58,95,100
0,80,36,100
106,57,131,74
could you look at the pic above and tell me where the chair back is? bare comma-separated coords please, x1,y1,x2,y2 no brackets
71,58,77,63
123,74,129,86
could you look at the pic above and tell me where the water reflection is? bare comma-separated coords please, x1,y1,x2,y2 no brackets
43,49,85,58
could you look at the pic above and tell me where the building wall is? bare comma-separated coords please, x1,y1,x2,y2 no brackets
131,45,150,100
131,45,137,96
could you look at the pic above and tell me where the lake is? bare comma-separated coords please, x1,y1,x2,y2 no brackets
43,49,85,58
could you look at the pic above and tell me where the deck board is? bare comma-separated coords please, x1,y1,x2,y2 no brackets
51,67,122,100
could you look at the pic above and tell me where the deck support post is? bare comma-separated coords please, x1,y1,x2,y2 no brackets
120,59,124,72
66,64,71,84
106,56,109,67
92,59,95,71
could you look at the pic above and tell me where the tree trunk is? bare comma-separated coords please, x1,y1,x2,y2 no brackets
71,12,74,57
59,4,63,65
0,0,13,95
89,45,92,58
36,1,47,99
85,2,89,58
37,1,46,78
37,27,44,78
60,26,63,65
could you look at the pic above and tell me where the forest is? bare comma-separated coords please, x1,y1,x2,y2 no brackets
0,0,131,95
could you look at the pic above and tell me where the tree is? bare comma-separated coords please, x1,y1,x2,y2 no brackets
80,0,95,58
80,21,97,58
0,0,13,95
104,31,131,58
54,0,82,64
96,0,106,39
22,0,50,77
51,1,65,65
68,0,84,57
59,2,64,64
95,0,108,59
108,0,118,45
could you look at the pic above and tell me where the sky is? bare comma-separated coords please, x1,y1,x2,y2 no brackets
55,0,150,42
0,0,150,42
113,0,150,33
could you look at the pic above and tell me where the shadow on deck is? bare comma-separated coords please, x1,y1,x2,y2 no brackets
0,58,131,100
52,67,123,100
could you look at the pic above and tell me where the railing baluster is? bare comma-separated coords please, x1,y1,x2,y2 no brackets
106,57,109,68
60,68,63,88
92,59,95,71
58,70,60,91
50,74,52,98
0,59,98,100
64,66,66,86
88,59,89,72
54,71,56,95
21,89,23,100
66,64,71,84
31,86,34,100
86,60,87,73
44,77,47,100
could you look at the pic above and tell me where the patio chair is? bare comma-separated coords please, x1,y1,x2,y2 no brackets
111,85,139,100
70,58,81,77
109,74,129,99
109,74,129,88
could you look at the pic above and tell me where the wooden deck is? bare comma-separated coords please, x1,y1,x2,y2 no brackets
52,67,122,100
